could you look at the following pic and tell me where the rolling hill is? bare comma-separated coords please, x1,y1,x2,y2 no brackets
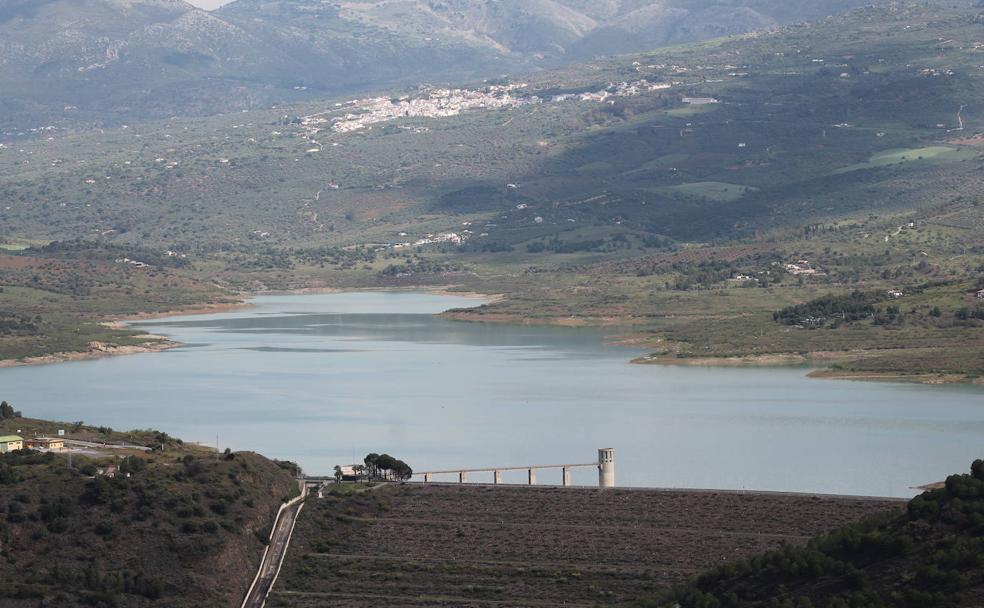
1,0,983,379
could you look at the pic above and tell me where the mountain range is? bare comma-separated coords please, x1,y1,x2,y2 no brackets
0,0,880,130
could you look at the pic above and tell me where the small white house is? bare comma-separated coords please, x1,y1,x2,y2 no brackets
977,289,984,300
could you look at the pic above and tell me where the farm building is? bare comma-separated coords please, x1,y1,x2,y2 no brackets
977,288,984,300
26,437,65,451
0,435,24,453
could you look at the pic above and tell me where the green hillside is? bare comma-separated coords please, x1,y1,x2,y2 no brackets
0,408,298,607
3,1,982,246
643,460,984,607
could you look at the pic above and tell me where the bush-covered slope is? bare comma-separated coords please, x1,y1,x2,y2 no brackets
644,461,984,607
0,412,298,607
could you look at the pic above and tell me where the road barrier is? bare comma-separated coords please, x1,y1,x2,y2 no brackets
240,489,306,608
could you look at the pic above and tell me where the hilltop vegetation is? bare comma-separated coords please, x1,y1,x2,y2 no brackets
644,460,984,607
0,408,297,607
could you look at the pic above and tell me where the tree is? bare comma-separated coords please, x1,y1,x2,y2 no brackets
364,453,380,479
333,465,343,483
0,401,21,419
375,454,398,480
361,453,412,481
392,460,413,481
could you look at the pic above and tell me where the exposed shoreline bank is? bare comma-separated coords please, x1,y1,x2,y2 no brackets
106,301,255,322
0,335,179,369
0,301,255,369
256,285,502,303
806,369,984,385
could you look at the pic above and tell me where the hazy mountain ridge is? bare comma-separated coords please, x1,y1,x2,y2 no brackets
0,0,885,131
220,0,880,62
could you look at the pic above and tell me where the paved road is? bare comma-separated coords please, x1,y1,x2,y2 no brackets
63,438,151,452
242,498,305,608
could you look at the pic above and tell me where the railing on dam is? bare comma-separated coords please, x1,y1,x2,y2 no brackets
413,449,616,488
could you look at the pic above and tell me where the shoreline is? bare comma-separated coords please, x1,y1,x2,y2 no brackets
632,353,811,367
0,303,253,369
0,335,179,369
633,353,984,386
0,286,499,370
439,311,640,327
806,369,984,385
2,288,981,387
255,285,503,303
105,300,255,323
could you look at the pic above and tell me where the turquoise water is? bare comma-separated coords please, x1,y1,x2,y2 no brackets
2,292,983,497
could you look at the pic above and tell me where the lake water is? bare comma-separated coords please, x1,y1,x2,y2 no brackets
2,292,983,497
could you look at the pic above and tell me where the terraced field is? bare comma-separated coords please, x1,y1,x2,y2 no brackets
270,484,903,607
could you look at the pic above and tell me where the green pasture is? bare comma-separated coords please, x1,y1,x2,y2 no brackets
832,146,976,174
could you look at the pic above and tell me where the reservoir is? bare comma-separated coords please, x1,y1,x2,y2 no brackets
2,291,983,497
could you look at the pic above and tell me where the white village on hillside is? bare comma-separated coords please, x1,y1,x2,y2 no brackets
295,79,674,137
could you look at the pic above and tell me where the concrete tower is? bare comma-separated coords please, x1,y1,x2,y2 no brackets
598,448,615,488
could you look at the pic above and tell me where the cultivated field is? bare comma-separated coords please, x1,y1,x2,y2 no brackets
270,484,903,607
